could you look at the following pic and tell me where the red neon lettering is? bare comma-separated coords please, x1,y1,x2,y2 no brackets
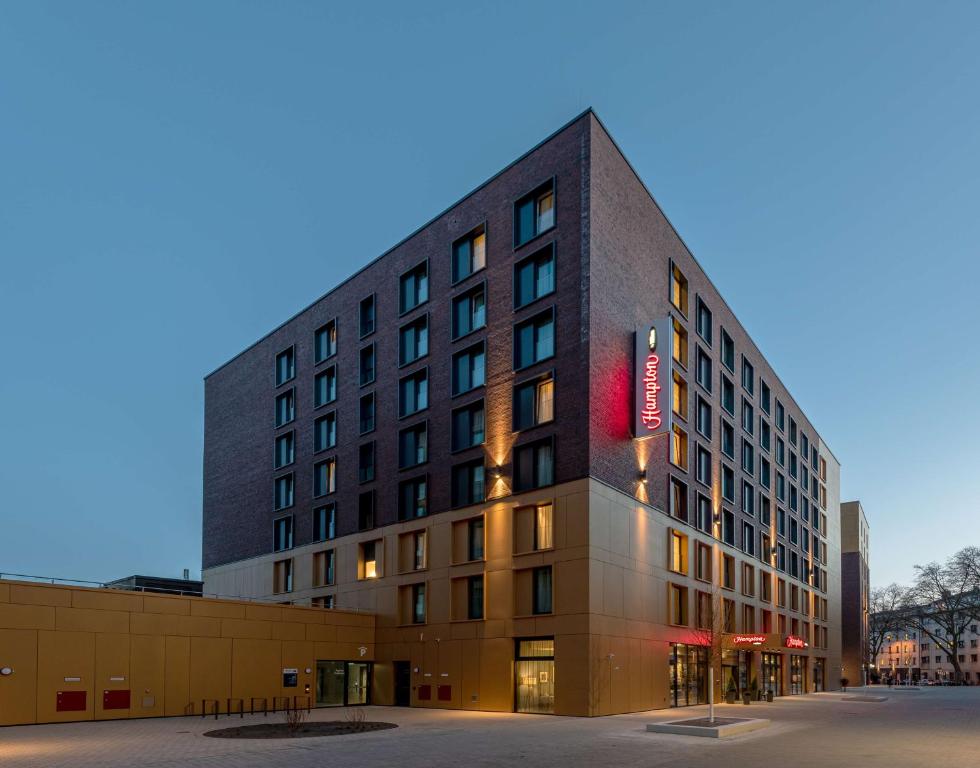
733,635,766,645
640,354,662,430
784,636,807,649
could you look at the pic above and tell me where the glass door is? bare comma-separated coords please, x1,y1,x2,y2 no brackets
347,662,370,705
515,638,555,714
316,661,346,706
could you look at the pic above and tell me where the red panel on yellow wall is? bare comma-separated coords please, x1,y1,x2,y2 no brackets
56,691,87,712
437,685,452,701
417,684,431,700
103,690,131,710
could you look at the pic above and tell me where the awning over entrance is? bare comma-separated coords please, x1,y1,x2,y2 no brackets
721,633,810,652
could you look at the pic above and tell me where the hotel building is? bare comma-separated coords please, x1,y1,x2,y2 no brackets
202,110,843,715
840,500,870,684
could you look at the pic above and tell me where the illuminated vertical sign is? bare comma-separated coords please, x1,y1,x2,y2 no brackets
633,318,672,439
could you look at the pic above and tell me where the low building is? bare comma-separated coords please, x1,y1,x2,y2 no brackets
106,574,204,597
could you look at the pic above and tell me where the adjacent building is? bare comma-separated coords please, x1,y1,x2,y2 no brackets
202,110,843,715
840,500,870,684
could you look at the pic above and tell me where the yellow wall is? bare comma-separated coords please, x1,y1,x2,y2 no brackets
0,581,374,726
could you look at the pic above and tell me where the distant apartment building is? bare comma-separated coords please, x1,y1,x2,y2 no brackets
840,500,869,683
202,110,844,715
875,617,980,684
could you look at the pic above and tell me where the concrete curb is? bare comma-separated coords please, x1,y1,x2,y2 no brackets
646,718,771,738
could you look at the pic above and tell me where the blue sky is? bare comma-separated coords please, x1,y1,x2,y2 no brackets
1,1,977,587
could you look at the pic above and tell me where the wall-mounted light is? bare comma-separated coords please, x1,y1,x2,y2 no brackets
638,469,647,483
492,467,503,480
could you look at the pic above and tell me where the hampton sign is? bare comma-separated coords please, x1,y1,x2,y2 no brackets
633,318,673,439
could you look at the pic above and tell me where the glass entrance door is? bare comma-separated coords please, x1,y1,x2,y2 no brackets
669,643,708,707
315,660,371,706
761,653,782,697
813,659,824,692
347,662,370,705
515,638,555,714
789,655,805,694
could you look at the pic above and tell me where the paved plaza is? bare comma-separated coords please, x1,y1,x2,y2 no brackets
2,687,978,768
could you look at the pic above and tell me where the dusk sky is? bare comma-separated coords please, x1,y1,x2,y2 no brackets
2,1,978,588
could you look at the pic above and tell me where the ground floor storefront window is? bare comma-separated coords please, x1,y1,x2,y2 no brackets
789,654,806,694
315,661,371,706
515,638,555,714
761,652,782,697
669,643,708,707
721,649,749,696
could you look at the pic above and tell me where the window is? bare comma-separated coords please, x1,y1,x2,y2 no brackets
359,344,376,386
399,261,429,314
313,459,336,497
800,433,810,462
452,225,486,284
759,379,771,414
467,575,484,620
669,529,688,574
399,369,428,417
721,419,734,458
673,371,688,419
742,439,754,475
273,516,293,551
696,445,711,485
777,507,786,537
274,474,294,510
743,522,756,556
760,495,771,527
721,375,734,415
722,509,735,546
696,297,712,344
275,389,295,427
533,503,554,550
670,476,688,522
696,348,712,392
513,374,554,430
696,493,712,532
359,294,375,337
452,283,486,338
514,180,555,247
358,442,375,483
760,419,771,452
670,424,688,470
398,476,428,520
314,320,337,364
720,329,734,371
722,554,736,590
398,422,427,469
532,566,553,614
760,457,771,489
742,398,755,435
514,308,555,369
452,341,485,396
273,559,293,594
360,540,379,578
358,491,375,531
452,459,485,507
398,315,428,366
411,583,426,624
467,517,484,560
513,437,555,491
275,348,295,386
314,367,337,408
412,531,428,571
669,583,688,626
514,243,555,307
670,263,688,316
313,504,336,541
696,396,712,438
314,413,337,452
695,542,712,581
274,432,294,469
741,357,754,395
672,318,688,368
789,417,798,445
722,465,735,502
776,437,785,466
451,399,485,451
312,550,335,588
359,392,375,434
789,452,798,479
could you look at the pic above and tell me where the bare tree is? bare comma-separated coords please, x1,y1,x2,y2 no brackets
690,586,727,723
901,554,978,683
868,584,905,667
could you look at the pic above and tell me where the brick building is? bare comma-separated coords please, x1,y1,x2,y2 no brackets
202,110,843,715
840,500,870,684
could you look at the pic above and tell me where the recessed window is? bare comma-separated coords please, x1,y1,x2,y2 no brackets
313,549,335,587
360,539,380,578
775,400,785,432
398,422,428,469
760,457,771,489
275,389,295,428
800,433,810,462
399,261,429,315
514,307,555,370
532,566,553,615
722,465,735,502
513,373,554,430
721,418,735,458
672,371,688,420
452,225,486,284
314,412,337,453
760,419,771,452
760,379,771,414
273,474,294,511
672,318,688,368
452,283,486,339
313,459,336,497
273,515,293,552
696,297,712,345
669,583,688,626
451,399,485,452
467,575,484,620
696,396,712,439
274,432,294,469
776,473,786,502
359,294,376,338
670,476,688,522
721,375,734,415
411,583,426,624
513,437,555,491
696,542,713,582
696,347,711,392
313,504,336,541
533,503,554,550
514,180,555,247
399,368,428,417
670,424,688,471
776,437,785,466
720,328,734,372
741,357,754,395
452,341,485,396
358,441,375,483
670,263,688,316
451,459,485,507
358,491,375,531
722,554,736,590
314,367,337,408
722,509,735,546
314,320,337,364
467,517,485,561
273,559,293,594
789,417,798,446
398,475,428,520
359,344,376,386
514,243,555,308
742,480,755,516
742,398,755,435
695,493,712,532
275,347,295,387
412,531,428,571
398,315,428,366
669,529,688,574
696,444,711,485
359,393,375,434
